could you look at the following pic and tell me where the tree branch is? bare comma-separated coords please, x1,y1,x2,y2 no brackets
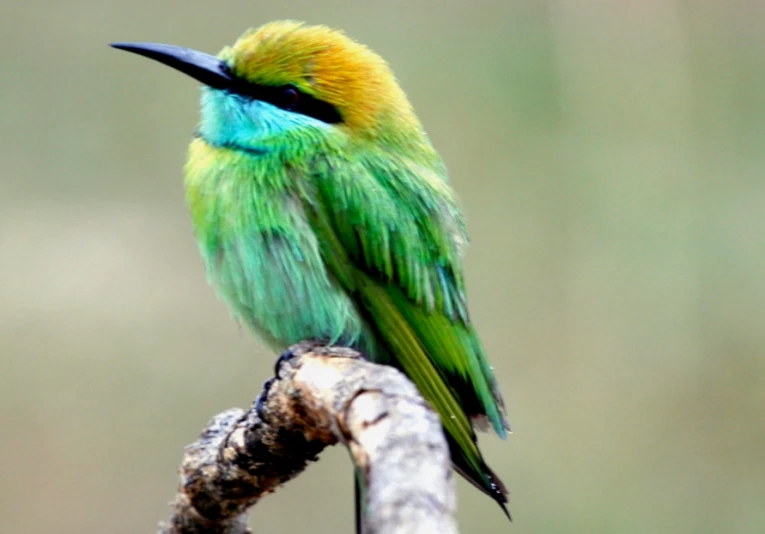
158,341,458,534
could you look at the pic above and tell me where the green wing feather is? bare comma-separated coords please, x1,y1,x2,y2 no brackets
301,149,508,503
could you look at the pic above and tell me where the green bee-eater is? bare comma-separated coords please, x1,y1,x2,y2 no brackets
112,20,510,518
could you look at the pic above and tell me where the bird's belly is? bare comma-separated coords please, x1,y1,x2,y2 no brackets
210,234,365,349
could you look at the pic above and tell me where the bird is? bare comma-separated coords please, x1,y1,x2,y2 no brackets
111,20,510,522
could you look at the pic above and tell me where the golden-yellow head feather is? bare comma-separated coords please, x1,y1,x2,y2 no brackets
219,21,422,138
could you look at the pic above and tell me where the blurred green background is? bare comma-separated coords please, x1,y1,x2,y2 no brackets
2,1,764,532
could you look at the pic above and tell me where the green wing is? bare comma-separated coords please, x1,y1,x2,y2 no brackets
301,149,508,502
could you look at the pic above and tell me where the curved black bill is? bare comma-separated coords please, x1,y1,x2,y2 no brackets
110,42,234,91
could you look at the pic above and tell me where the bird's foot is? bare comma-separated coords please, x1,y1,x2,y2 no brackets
273,346,298,377
255,377,275,421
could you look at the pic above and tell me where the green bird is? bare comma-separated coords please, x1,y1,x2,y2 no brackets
112,20,510,519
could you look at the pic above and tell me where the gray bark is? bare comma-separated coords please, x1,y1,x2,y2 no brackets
158,341,458,534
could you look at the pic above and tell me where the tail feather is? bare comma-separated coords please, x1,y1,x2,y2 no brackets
354,472,364,534
448,436,511,521
357,280,511,521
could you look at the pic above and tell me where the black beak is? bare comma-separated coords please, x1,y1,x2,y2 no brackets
110,42,234,91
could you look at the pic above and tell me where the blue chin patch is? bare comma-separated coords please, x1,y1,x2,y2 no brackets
197,88,331,153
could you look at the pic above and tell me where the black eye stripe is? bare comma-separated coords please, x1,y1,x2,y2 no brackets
224,66,343,124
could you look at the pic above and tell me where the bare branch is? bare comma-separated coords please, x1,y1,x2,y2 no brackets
158,341,457,534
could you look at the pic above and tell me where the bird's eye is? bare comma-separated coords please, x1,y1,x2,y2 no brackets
280,86,300,110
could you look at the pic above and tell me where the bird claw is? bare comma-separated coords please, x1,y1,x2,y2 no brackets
257,346,303,420
255,377,275,421
273,346,297,376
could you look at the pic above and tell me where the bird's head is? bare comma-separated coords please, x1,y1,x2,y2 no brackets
112,21,425,153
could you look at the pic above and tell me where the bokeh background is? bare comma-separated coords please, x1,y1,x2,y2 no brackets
2,1,764,533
